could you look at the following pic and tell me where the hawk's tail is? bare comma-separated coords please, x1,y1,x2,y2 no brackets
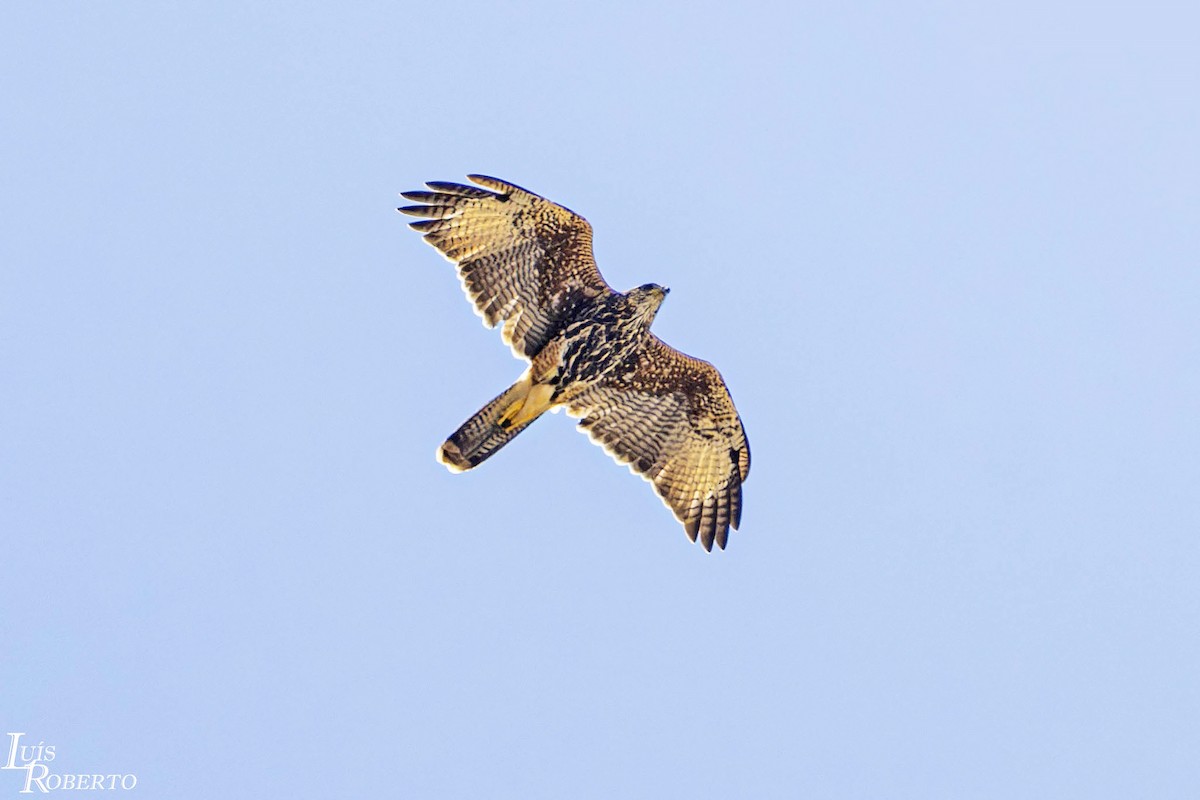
437,377,550,472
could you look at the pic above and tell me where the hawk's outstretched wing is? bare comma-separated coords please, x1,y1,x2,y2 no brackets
399,175,614,361
566,336,751,551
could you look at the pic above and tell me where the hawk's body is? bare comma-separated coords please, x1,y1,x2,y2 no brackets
399,175,750,550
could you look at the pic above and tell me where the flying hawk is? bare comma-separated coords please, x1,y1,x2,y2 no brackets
398,175,750,551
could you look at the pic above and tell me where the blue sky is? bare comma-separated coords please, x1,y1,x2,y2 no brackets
3,2,1198,797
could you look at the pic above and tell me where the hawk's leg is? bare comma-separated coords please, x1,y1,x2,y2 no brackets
498,382,555,429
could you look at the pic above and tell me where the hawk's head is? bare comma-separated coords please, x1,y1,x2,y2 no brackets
627,283,669,326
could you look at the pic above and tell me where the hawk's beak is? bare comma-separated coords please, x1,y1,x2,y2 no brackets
662,287,670,296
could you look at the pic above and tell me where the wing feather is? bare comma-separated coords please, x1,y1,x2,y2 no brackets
399,175,613,360
567,336,750,551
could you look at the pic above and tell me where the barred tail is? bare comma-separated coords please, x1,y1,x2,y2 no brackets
436,378,548,472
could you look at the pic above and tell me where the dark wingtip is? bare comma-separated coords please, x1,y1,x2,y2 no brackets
714,527,728,551
731,483,743,530
424,180,493,197
467,175,517,198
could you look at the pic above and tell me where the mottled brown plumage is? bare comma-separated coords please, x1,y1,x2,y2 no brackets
399,175,750,550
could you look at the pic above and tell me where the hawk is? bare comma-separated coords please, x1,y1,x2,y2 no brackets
398,175,750,551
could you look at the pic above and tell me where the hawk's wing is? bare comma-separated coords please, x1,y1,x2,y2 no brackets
399,175,614,361
566,336,751,551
